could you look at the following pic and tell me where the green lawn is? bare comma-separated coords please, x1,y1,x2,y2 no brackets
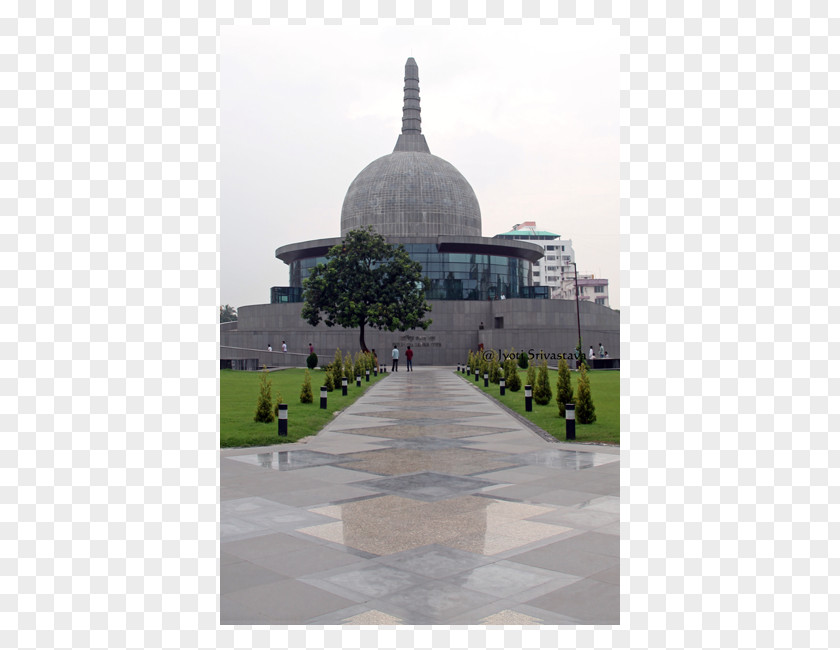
220,368,386,447
456,368,619,445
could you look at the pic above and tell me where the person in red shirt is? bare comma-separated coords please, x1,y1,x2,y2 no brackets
405,346,414,372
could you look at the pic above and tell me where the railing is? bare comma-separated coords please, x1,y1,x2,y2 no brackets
220,346,310,369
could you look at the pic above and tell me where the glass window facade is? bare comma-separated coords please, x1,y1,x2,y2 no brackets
284,245,532,301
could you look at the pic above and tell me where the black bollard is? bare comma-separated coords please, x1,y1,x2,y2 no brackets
320,386,327,410
525,384,532,412
341,377,348,396
483,372,489,387
277,403,288,436
474,369,479,382
500,378,506,396
365,369,370,382
356,375,361,387
565,402,576,440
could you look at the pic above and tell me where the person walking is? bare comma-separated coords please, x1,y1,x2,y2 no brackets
281,341,287,353
391,345,399,372
309,342,314,355
599,342,605,358
405,346,414,371
589,345,595,360
267,344,272,352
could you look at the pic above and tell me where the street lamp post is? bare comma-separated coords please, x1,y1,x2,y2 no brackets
569,262,582,368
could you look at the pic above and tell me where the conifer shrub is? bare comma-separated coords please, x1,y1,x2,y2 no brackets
488,351,501,383
354,352,364,380
275,391,284,415
300,368,314,403
505,352,522,391
324,368,334,392
331,348,344,388
575,363,596,424
518,351,529,369
556,357,574,412
526,361,536,390
344,352,354,379
306,352,318,370
534,358,552,405
254,366,274,423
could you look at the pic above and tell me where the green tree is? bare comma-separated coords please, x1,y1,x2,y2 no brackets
324,368,334,392
253,366,274,422
556,357,574,412
353,351,365,380
301,226,432,352
534,358,552,406
300,369,313,404
518,351,529,369
575,363,596,424
306,352,318,370
220,304,237,323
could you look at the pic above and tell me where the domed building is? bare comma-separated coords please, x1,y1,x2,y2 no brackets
275,58,543,303
221,58,619,367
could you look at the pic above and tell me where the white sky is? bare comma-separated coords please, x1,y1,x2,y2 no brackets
220,24,619,310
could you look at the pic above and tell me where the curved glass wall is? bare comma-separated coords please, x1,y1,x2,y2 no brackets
286,244,531,302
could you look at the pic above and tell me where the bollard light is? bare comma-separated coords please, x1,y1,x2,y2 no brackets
365,369,370,382
277,403,288,436
483,372,489,387
320,386,327,410
525,384,532,412
457,363,461,373
356,375,361,387
565,402,576,440
500,378,506,396
341,377,348,396
474,369,479,382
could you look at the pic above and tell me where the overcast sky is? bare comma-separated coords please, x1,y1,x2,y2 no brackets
220,24,619,310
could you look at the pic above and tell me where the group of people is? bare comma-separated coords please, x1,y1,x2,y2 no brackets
266,341,300,353
390,345,413,372
588,343,608,360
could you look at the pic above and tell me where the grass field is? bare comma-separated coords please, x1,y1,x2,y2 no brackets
456,368,619,445
220,368,386,447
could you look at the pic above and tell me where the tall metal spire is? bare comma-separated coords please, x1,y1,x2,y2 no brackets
393,57,430,153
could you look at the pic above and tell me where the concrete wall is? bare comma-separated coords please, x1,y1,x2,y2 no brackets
221,299,620,367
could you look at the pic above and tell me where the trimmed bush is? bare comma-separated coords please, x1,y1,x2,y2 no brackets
534,358,552,406
300,368,314,403
526,362,536,390
556,357,574,411
575,363,596,424
518,351,529,369
505,351,521,392
488,351,501,383
306,352,318,370
253,366,274,423
331,348,344,389
324,369,334,392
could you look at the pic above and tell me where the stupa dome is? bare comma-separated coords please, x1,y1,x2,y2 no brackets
339,58,482,238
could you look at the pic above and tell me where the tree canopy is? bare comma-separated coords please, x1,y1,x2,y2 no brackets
301,227,432,352
220,304,237,323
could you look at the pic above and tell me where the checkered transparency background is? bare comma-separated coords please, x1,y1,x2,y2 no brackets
1,1,836,649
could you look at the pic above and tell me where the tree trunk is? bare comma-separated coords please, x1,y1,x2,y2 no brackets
358,322,369,353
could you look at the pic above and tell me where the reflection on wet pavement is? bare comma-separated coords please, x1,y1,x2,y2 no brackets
221,367,619,624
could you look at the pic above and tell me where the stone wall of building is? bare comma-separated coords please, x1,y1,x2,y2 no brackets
221,299,620,367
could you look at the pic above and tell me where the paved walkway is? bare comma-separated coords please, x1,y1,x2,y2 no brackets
221,367,619,625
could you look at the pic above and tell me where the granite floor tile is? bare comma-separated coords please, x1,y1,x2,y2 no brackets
373,544,493,579
301,563,430,600
249,544,367,578
221,560,288,593
507,543,620,578
223,578,362,624
524,577,619,624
